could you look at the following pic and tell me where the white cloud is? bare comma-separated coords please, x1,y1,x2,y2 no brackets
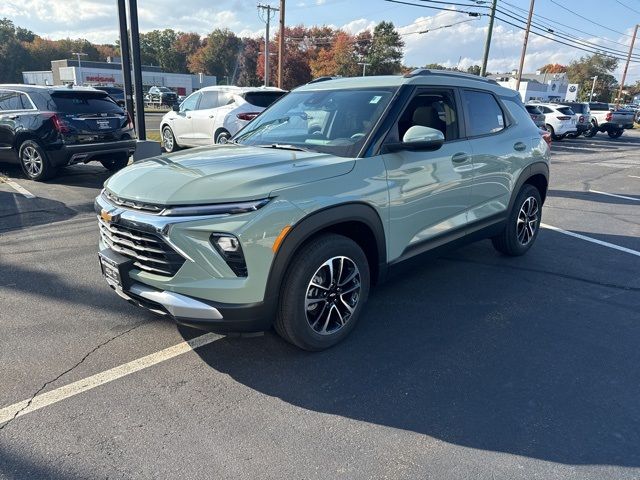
341,18,376,35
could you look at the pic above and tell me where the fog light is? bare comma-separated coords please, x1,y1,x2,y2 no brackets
216,236,240,252
210,234,247,277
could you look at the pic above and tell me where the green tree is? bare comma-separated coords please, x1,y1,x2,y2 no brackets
566,54,618,102
425,63,446,70
467,65,481,76
0,18,29,82
367,21,404,75
188,29,242,80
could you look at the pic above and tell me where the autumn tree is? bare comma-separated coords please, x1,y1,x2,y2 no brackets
539,63,567,73
367,22,404,75
174,33,201,72
236,37,261,86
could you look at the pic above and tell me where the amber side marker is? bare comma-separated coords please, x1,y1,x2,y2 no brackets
272,225,292,253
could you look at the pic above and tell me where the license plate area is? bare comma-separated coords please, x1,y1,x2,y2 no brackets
99,249,134,290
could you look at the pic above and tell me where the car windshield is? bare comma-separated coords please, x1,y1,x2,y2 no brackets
157,87,172,92
557,106,575,115
234,88,396,158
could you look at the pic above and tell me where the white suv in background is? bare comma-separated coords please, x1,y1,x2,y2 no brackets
161,86,287,152
533,103,577,141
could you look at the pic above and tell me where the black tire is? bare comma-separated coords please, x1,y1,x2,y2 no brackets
275,234,370,351
215,130,231,144
18,139,56,181
162,126,179,153
583,122,597,137
608,129,623,138
492,184,542,257
546,124,562,141
100,154,130,172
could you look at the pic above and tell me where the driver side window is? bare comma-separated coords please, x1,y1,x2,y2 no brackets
393,90,459,143
180,92,200,112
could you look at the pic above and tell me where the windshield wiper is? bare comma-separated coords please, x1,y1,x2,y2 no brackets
257,143,309,152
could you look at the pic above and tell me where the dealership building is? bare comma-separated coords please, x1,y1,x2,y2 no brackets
22,58,217,96
490,71,579,102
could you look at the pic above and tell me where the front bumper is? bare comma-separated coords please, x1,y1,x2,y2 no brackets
47,139,137,167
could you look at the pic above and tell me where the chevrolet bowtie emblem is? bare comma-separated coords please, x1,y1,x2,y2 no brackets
100,209,113,222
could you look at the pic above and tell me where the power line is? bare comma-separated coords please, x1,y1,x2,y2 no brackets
383,0,485,16
615,0,640,15
548,0,635,38
400,17,480,36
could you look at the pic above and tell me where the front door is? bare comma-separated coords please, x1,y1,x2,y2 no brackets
171,92,201,146
189,90,221,146
382,88,474,262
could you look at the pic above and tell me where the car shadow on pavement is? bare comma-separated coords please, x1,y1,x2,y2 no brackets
0,162,113,190
548,189,640,206
0,191,79,233
186,247,640,467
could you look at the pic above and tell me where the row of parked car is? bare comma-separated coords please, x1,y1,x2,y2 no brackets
525,101,636,140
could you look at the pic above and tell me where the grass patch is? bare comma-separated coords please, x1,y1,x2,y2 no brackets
146,130,162,143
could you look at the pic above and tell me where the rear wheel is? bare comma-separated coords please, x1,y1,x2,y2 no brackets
546,124,562,141
19,139,56,181
215,129,231,144
608,129,623,138
275,234,370,351
100,154,130,172
583,121,597,137
162,126,179,153
492,184,542,257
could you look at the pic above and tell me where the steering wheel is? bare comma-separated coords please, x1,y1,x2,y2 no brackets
350,133,365,140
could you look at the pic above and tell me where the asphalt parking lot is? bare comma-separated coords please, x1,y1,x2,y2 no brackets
1,131,639,479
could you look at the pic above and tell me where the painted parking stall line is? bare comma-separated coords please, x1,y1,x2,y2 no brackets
541,223,640,258
0,175,35,198
588,189,640,202
0,332,223,425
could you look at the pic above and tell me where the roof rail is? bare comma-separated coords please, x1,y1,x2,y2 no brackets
403,68,498,85
307,76,340,84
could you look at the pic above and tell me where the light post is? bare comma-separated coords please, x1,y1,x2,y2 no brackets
357,62,371,77
72,52,88,85
589,75,598,101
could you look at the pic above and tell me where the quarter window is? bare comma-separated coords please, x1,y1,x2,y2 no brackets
198,91,220,110
462,90,506,137
0,91,33,111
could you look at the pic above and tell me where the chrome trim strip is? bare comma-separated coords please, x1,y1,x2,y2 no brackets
129,283,223,320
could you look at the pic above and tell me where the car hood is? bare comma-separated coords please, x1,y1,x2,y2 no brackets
104,144,354,205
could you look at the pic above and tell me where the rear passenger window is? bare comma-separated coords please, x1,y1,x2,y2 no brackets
198,91,220,110
462,90,505,137
0,91,33,111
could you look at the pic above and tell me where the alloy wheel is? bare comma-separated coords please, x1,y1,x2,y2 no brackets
22,146,43,177
516,196,539,246
162,128,174,151
305,256,361,335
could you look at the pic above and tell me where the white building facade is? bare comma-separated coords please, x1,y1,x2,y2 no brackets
491,72,579,103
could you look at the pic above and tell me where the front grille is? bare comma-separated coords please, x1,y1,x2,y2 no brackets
98,218,185,276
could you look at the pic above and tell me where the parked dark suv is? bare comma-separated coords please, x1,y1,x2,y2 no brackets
0,85,136,181
147,86,178,106
94,86,126,108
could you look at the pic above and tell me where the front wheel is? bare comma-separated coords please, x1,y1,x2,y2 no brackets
583,122,597,137
162,126,179,153
19,139,56,181
492,184,542,256
546,124,562,141
608,129,623,138
275,234,370,351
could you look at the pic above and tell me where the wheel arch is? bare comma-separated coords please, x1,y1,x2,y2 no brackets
263,202,387,315
509,162,549,212
214,127,230,143
13,131,42,151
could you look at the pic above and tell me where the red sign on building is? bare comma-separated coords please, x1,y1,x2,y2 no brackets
86,75,116,83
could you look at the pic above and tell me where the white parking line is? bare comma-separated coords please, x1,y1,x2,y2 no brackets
629,175,640,179
0,175,35,198
588,189,640,202
0,332,222,425
541,223,640,257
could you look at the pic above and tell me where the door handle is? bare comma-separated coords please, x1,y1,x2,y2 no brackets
451,152,469,163
514,141,527,151
186,116,192,119
7,115,18,120
208,115,214,118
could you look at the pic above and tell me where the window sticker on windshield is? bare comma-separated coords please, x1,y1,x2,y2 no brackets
370,96,382,104
497,114,504,126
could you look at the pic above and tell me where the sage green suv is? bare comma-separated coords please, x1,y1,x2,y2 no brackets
96,70,550,350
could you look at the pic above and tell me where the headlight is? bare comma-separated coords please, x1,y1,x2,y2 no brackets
161,198,270,217
210,234,247,277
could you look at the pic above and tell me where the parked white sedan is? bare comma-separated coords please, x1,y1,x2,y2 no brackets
160,86,287,152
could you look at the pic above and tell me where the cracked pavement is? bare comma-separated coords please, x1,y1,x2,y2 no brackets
1,134,639,479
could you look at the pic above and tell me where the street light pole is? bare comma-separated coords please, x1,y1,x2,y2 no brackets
480,0,497,77
516,0,535,91
357,62,371,76
617,23,639,106
72,52,88,85
589,75,598,102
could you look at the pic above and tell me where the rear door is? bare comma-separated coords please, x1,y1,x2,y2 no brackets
51,91,128,143
189,90,221,145
0,90,38,161
463,90,526,223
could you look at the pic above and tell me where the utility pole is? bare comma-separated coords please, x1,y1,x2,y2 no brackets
72,52,88,85
516,0,535,91
258,3,279,87
357,62,371,76
617,23,639,106
480,0,497,77
589,75,598,102
278,0,285,89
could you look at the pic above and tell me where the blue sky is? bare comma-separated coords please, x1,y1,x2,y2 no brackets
2,0,640,81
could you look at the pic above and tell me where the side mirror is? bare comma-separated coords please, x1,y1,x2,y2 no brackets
172,104,180,112
383,126,445,153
